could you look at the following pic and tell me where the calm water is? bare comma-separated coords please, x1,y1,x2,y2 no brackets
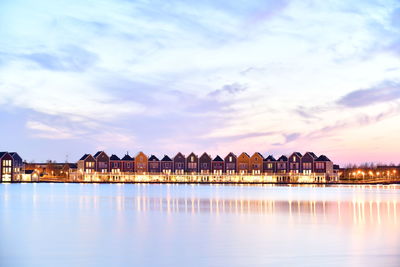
0,183,399,267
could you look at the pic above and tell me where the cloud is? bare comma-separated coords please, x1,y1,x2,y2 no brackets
22,46,98,72
207,83,247,97
337,81,400,107
26,120,77,139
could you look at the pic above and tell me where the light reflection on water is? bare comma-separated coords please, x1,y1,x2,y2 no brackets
0,183,399,267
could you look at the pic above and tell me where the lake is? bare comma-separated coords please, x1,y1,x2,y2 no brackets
0,183,399,266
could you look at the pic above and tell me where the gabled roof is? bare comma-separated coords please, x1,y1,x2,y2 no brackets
291,152,302,158
149,155,159,161
174,152,185,159
161,155,172,161
79,154,90,160
121,154,133,161
0,152,9,158
307,152,317,159
65,163,77,169
94,151,108,159
252,152,264,159
110,154,120,161
264,155,276,161
225,152,237,158
213,155,224,162
200,152,212,160
316,155,331,162
9,152,22,159
278,155,288,161
239,152,250,158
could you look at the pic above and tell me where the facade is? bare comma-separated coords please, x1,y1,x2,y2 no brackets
110,154,121,173
302,152,317,174
186,152,199,174
199,153,212,174
315,155,334,177
212,156,224,175
0,152,13,182
173,153,185,174
148,155,161,173
121,154,134,172
77,154,96,173
224,152,237,174
9,152,23,181
289,152,302,173
276,155,288,173
250,152,264,175
94,151,110,173
237,152,250,174
135,152,148,174
161,155,173,174
263,155,276,173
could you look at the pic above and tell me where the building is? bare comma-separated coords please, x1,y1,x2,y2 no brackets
62,163,77,180
93,151,110,173
199,153,212,174
173,152,185,174
212,155,224,175
315,155,334,178
135,152,148,174
289,152,302,173
161,155,173,174
9,152,23,181
0,152,13,182
276,155,288,173
302,152,317,174
77,154,96,173
110,154,121,173
237,152,250,174
250,152,264,175
121,154,134,172
186,152,199,173
263,155,276,174
224,152,237,174
148,155,161,173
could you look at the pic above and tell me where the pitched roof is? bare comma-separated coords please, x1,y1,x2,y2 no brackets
240,152,250,158
316,155,331,162
213,155,223,162
65,163,77,169
94,151,108,159
278,155,288,161
307,152,317,159
0,152,8,158
252,152,264,159
264,155,276,161
291,152,302,157
110,154,120,160
161,155,172,161
225,152,237,158
200,152,211,159
79,154,90,160
149,155,159,161
121,154,133,161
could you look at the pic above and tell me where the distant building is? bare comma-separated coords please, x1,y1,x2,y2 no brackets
77,154,96,173
237,152,250,174
94,151,110,173
0,152,13,182
9,152,23,181
135,152,148,174
263,155,276,174
110,154,121,173
315,155,334,178
186,152,199,173
173,153,185,174
212,156,224,175
250,152,264,175
302,152,317,174
160,155,173,174
289,152,302,173
121,154,134,172
148,155,161,173
224,152,237,174
276,155,288,173
199,153,212,174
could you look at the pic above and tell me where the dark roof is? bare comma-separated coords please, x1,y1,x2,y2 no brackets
93,151,106,159
110,154,120,160
333,164,340,170
253,152,264,159
240,152,250,158
121,154,133,161
264,155,276,161
79,154,90,160
308,152,317,159
161,155,172,161
0,152,8,158
292,152,302,157
213,155,223,162
225,152,237,158
200,152,211,159
149,155,159,161
65,163,77,169
316,155,331,162
278,155,288,161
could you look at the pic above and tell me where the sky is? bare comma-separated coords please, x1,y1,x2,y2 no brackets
0,0,400,165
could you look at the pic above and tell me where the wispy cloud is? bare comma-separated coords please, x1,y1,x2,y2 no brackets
337,81,400,107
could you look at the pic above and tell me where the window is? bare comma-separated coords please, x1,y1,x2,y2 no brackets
303,163,312,169
201,163,208,169
188,162,197,169
229,156,232,162
316,162,324,169
267,163,273,169
2,160,12,167
293,156,296,162
86,162,94,168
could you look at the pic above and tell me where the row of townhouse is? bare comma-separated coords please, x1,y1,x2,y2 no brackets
77,151,335,177
0,152,23,182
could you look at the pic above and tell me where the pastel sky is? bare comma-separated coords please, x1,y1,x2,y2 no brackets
1,0,400,165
